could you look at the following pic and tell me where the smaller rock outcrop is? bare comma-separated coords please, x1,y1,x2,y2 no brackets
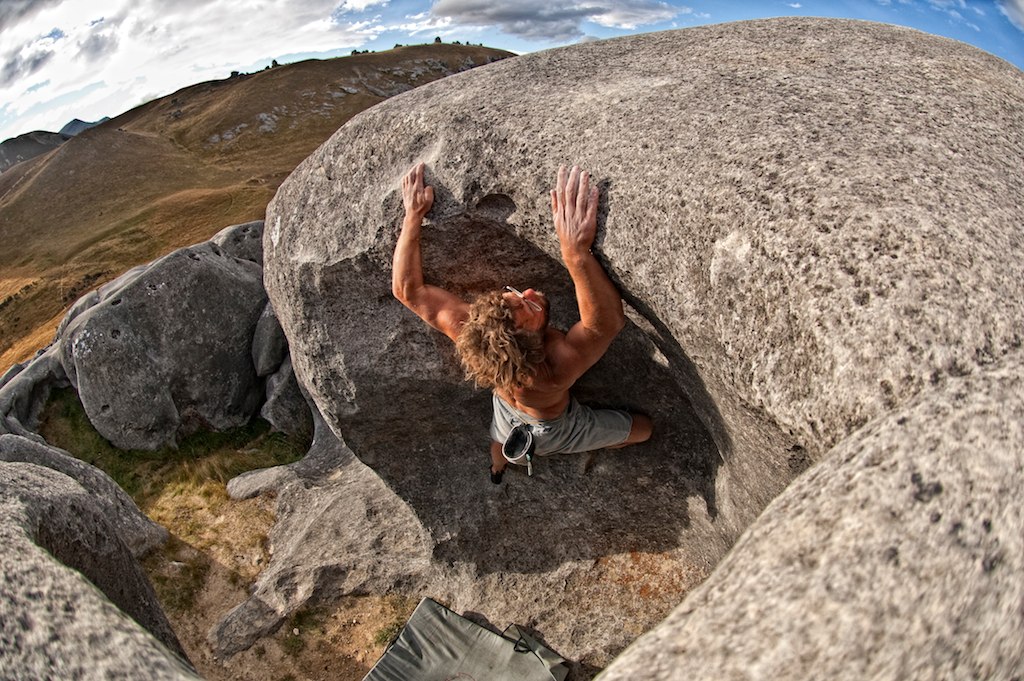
251,302,287,377
0,461,198,679
0,345,68,439
211,220,265,266
0,434,168,557
259,355,312,438
59,240,267,450
212,408,430,657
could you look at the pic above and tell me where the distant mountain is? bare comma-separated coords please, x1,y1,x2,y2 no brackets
0,130,68,173
0,118,110,173
59,117,110,137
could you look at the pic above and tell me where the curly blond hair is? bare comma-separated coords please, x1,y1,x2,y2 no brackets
455,291,546,393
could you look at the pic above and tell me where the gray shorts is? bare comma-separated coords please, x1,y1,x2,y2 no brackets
490,393,633,456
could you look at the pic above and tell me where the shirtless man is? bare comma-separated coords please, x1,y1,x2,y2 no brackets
392,162,652,483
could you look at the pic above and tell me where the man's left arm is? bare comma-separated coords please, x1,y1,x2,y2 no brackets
392,162,468,341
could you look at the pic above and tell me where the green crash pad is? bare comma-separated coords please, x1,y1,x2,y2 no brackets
363,598,569,681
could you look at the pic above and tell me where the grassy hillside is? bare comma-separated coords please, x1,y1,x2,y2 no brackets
0,43,512,370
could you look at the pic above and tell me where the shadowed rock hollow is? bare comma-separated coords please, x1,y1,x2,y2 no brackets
258,16,1024,675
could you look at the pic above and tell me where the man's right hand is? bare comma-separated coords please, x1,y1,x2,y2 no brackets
551,165,599,259
403,162,434,223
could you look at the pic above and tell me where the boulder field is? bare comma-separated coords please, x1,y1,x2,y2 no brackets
0,221,306,677
261,16,1024,678
0,16,1022,680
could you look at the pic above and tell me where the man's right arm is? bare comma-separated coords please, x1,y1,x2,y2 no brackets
392,162,468,341
548,165,625,385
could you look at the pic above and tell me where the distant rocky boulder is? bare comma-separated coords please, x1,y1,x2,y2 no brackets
0,217,318,679
260,16,1024,676
59,227,268,450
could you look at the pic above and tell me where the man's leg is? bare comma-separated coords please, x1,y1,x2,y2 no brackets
607,413,653,449
490,440,506,483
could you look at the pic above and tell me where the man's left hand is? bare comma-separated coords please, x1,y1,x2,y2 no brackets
402,162,434,222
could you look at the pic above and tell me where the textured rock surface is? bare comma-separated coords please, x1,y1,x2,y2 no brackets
0,434,168,556
600,356,1024,679
252,302,288,377
259,355,312,437
0,462,197,679
260,16,1024,675
60,240,267,450
213,408,430,657
211,220,265,266
0,345,68,437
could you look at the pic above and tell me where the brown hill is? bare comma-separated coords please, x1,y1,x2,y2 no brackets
0,130,69,172
0,43,513,370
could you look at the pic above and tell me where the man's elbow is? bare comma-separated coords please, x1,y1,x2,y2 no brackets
392,271,414,303
607,315,626,338
608,305,626,335
588,311,625,340
392,280,416,308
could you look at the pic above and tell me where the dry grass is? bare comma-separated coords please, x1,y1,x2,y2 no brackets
37,386,421,681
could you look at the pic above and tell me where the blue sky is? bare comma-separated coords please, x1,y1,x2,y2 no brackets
1,0,1022,143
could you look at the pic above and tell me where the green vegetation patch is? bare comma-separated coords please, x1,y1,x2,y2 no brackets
144,538,212,613
373,595,418,647
38,386,308,508
281,607,328,658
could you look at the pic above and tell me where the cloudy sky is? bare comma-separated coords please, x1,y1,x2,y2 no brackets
1,0,1022,143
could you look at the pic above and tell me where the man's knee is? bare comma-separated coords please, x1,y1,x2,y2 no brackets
627,413,653,444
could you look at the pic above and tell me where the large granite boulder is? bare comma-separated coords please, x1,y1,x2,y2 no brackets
59,239,267,450
0,461,197,679
259,16,1024,676
599,356,1024,679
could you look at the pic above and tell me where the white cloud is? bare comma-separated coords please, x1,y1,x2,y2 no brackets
588,0,679,30
0,0,63,32
335,0,389,10
396,14,454,35
429,0,684,41
999,0,1024,30
0,0,382,141
788,3,802,8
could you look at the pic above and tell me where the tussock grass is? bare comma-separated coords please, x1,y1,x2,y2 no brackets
38,386,306,510
372,596,418,648
39,386,310,620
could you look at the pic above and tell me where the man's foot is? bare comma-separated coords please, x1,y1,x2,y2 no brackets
489,464,505,484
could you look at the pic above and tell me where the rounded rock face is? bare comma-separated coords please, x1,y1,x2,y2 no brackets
60,242,267,450
262,17,1024,674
